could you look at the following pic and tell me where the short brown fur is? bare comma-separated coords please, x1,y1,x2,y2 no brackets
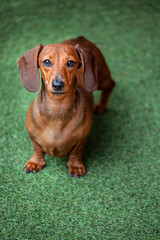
17,36,115,177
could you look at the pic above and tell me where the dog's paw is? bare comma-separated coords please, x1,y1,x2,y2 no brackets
68,164,86,177
94,104,106,115
24,160,45,173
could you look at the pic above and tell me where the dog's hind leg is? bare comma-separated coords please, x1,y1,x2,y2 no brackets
94,75,115,115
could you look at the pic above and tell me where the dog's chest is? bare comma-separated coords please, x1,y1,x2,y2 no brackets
39,121,84,157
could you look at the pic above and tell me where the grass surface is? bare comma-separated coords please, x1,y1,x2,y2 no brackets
0,0,160,239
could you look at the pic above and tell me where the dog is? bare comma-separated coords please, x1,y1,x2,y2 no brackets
17,36,115,177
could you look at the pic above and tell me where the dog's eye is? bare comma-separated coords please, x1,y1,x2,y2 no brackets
42,59,52,67
66,60,76,68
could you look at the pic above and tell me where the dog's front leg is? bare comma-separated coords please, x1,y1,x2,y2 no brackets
24,142,46,173
67,142,86,177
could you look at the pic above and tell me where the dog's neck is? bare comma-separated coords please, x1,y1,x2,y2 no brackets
35,80,80,121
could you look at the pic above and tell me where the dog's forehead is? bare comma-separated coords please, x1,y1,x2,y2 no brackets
40,44,78,58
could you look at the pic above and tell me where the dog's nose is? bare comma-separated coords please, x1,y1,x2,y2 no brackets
52,79,64,91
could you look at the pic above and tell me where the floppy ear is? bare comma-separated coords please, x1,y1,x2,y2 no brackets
16,43,43,92
75,44,98,92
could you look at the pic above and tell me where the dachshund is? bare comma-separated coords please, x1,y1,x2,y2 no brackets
17,36,115,177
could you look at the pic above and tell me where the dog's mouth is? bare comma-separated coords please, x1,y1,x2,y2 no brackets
52,91,65,95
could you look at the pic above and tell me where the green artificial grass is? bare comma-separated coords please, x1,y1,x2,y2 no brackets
0,0,160,239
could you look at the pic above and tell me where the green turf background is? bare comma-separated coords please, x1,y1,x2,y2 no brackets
0,0,160,239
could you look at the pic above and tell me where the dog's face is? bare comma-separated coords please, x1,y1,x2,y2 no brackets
38,44,81,96
17,42,97,94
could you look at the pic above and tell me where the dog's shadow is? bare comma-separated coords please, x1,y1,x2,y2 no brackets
83,108,119,169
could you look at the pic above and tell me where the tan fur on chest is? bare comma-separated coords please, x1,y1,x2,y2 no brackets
26,92,92,158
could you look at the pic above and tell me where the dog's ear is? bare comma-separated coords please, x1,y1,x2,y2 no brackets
75,44,98,92
16,44,43,92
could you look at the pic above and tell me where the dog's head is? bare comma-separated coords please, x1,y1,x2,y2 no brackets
17,43,98,95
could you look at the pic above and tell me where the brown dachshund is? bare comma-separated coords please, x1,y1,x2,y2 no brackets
17,36,115,177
